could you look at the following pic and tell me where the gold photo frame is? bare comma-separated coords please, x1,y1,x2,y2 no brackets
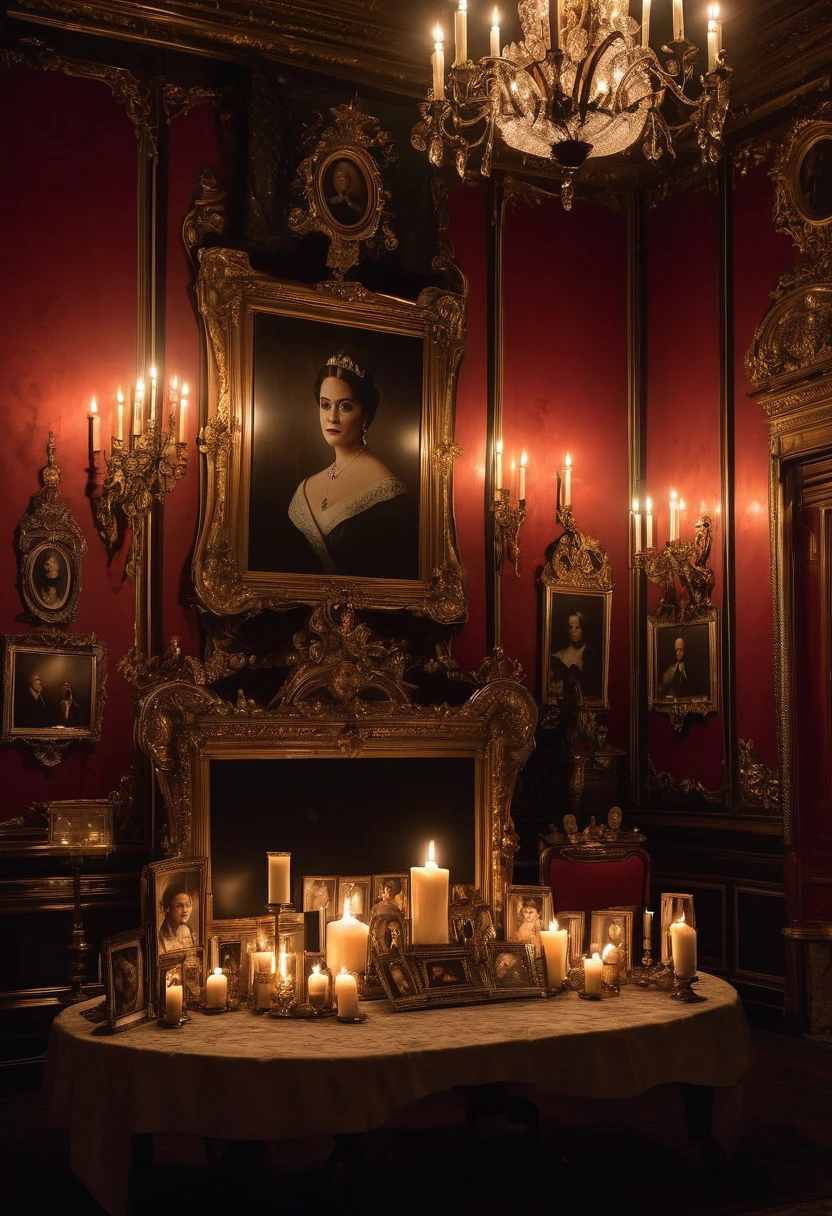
102,926,151,1033
194,247,467,623
648,616,719,731
541,587,612,708
16,432,86,626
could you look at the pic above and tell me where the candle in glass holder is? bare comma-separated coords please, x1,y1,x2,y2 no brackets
307,964,329,1008
164,980,183,1024
670,914,697,978
206,967,227,1008
583,952,603,996
411,840,449,943
335,967,360,1019
267,851,291,905
326,899,370,975
540,919,569,986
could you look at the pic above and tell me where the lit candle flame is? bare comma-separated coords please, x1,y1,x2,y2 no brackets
550,919,558,932
117,388,124,404
427,839,435,864
90,398,97,415
565,452,572,468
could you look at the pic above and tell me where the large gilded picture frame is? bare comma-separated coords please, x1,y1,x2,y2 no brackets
194,248,467,622
647,616,719,732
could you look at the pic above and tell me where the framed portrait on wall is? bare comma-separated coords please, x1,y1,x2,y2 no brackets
193,248,467,622
648,616,719,728
540,587,612,708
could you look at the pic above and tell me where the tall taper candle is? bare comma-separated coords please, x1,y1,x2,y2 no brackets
453,0,468,66
641,0,651,47
645,497,654,548
672,0,684,40
431,26,445,100
116,389,124,443
179,383,188,443
520,451,527,500
267,851,291,905
563,452,572,507
490,8,500,56
411,840,450,943
88,398,101,459
632,497,641,552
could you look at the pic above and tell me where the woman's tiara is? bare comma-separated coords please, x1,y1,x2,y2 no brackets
325,354,365,379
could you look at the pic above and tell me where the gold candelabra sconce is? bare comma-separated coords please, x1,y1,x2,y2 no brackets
492,444,527,577
91,371,189,579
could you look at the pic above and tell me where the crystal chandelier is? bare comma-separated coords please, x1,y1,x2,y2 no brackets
411,0,731,208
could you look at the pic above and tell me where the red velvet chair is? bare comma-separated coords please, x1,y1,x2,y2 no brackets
539,844,651,915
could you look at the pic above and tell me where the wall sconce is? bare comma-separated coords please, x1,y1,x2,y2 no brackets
92,371,188,578
492,444,526,577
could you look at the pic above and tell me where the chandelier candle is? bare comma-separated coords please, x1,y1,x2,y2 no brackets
326,899,370,975
454,0,468,67
335,968,360,1019
541,920,569,986
632,498,642,552
495,439,503,497
88,399,101,462
563,453,572,507
520,451,527,500
132,379,144,437
490,8,500,56
645,498,654,548
670,915,697,978
267,851,291,905
205,968,227,1009
641,0,650,47
116,390,124,443
672,0,684,40
431,26,445,100
583,952,603,996
411,840,450,943
179,384,188,444
149,366,157,427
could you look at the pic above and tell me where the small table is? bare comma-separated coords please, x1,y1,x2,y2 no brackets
47,973,753,1216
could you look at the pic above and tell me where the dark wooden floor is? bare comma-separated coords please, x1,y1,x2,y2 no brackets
1,1027,831,1215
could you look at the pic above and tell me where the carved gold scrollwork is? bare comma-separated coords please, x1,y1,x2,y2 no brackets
16,432,86,625
541,505,613,592
635,515,716,621
738,738,780,813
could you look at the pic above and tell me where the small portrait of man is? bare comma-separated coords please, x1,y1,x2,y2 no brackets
14,670,52,728
547,593,606,703
32,545,70,612
158,878,199,953
112,946,141,1018
656,625,710,701
322,156,369,228
427,960,465,988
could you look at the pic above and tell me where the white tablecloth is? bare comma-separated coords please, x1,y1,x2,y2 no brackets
47,972,753,1216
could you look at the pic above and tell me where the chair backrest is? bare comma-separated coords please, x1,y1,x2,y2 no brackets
539,844,651,915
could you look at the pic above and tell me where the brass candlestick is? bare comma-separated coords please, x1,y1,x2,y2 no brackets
492,489,526,577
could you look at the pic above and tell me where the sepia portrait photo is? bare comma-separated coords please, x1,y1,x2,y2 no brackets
505,885,554,958
103,927,149,1032
318,152,373,232
142,857,207,977
28,542,72,613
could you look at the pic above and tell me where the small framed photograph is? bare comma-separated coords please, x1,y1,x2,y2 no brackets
376,954,421,1006
209,916,273,996
301,875,338,920
487,942,541,997
553,910,586,968
102,926,150,1032
16,437,86,626
368,904,408,960
316,148,378,238
648,617,719,722
412,946,486,995
371,873,409,918
2,632,106,765
541,588,612,708
590,907,635,970
156,947,205,1015
660,893,696,965
504,885,554,958
142,856,207,980
336,875,372,923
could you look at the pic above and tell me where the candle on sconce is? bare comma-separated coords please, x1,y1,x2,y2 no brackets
645,497,654,548
205,967,227,1008
672,0,684,40
116,389,124,443
495,439,503,497
453,0,468,66
326,899,370,975
641,0,651,47
411,839,450,944
490,8,501,56
555,0,564,49
583,952,603,996
632,497,642,552
540,919,569,986
678,499,686,543
133,379,145,437
519,451,527,500
335,967,360,1019
179,383,188,443
149,366,157,427
267,851,291,905
88,398,101,459
670,914,697,978
563,452,572,507
307,964,329,1008
669,488,678,543
431,26,446,101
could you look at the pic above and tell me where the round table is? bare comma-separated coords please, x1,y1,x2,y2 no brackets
47,973,753,1215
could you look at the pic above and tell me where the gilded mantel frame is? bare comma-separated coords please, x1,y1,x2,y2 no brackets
137,678,537,920
194,248,468,623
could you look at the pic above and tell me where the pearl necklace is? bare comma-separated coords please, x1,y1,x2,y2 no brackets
321,446,366,511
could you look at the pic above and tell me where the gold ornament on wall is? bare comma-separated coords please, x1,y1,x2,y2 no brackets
16,432,86,625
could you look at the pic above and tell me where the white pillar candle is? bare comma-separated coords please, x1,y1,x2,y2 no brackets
453,0,468,66
645,497,654,548
411,840,450,944
670,916,697,978
251,948,275,982
672,0,684,40
116,390,124,443
540,920,569,986
267,851,291,904
307,964,329,1007
632,498,641,552
326,900,370,975
583,952,603,996
254,976,273,1009
206,967,227,1008
431,26,445,101
335,967,360,1019
490,9,500,56
519,451,527,500
164,982,183,1024
563,452,572,507
641,0,650,47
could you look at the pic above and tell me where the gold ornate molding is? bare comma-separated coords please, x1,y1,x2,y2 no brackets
635,516,716,621
118,633,248,697
182,164,227,274
16,432,86,625
738,738,780,814
540,504,613,592
647,757,723,808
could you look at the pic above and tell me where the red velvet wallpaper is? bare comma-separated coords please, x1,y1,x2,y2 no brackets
446,185,488,672
645,189,724,790
161,104,228,656
732,162,794,769
500,196,630,747
0,66,139,819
